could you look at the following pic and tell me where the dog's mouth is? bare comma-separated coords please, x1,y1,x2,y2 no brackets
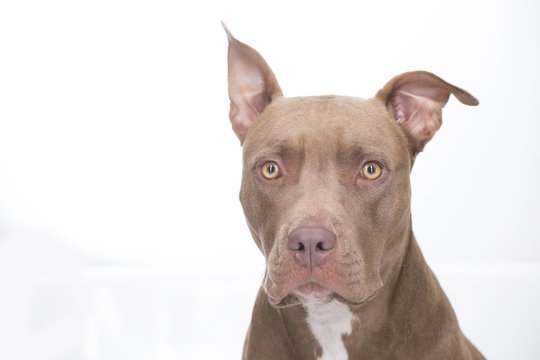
263,235,384,308
293,282,333,303
267,281,332,307
266,278,381,308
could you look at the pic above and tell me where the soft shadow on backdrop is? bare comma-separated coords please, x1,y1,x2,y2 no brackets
0,0,539,359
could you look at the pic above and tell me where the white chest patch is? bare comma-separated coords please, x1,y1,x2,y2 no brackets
304,299,357,360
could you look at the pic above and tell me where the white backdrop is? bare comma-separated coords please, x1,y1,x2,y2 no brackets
1,0,539,359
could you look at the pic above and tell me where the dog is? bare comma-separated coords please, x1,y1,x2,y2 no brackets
223,24,484,360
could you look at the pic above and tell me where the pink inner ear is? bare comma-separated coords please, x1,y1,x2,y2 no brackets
229,51,268,109
392,90,445,144
228,86,267,140
378,70,478,153
225,32,282,143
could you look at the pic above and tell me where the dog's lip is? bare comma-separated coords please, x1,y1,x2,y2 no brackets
267,281,330,305
268,295,282,305
333,285,380,308
293,282,333,303
295,281,331,295
268,281,333,306
267,280,381,308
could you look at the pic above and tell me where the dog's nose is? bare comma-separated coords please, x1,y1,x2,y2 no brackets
287,227,336,268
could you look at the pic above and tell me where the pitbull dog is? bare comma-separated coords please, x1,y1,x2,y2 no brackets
223,24,484,360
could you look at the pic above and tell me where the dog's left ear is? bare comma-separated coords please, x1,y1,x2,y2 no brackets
376,71,479,155
223,23,283,143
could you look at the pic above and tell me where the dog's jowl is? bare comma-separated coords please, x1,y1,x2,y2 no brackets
223,24,484,360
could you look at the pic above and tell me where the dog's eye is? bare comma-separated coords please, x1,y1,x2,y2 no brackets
261,161,280,179
361,161,382,180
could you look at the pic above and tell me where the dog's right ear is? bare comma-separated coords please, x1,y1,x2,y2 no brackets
223,23,283,143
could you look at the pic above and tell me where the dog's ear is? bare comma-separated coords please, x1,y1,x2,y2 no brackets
223,23,283,143
376,71,479,155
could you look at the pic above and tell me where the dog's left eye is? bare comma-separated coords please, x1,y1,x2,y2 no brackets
361,161,382,180
261,161,280,179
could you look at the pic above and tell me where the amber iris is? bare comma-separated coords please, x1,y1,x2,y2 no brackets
362,161,382,180
261,161,280,179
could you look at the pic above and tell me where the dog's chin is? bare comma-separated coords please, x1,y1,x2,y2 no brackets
267,284,331,308
267,281,381,308
293,282,334,304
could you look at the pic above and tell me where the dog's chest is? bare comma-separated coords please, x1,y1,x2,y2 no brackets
304,300,357,360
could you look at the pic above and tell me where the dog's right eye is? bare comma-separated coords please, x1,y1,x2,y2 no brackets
261,161,280,180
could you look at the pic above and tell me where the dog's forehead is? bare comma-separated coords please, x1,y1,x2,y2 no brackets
243,95,408,162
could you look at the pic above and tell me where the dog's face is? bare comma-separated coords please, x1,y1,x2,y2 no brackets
224,26,478,306
240,96,412,306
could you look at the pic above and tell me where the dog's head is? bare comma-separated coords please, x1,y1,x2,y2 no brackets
224,25,478,307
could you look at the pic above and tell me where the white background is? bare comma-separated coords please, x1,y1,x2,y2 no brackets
1,0,539,359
